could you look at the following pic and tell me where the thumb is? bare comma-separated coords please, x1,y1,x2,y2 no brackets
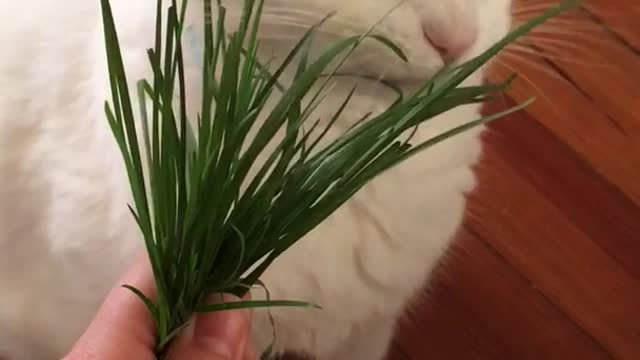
64,256,157,360
167,295,255,360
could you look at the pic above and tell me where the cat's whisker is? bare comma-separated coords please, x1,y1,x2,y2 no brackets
233,2,413,34
523,21,606,37
515,36,606,59
258,14,362,37
261,7,323,16
517,38,610,61
514,17,595,28
526,24,603,38
464,207,492,224
492,58,562,119
511,0,588,15
520,34,605,50
226,7,359,32
498,52,561,80
258,11,324,24
257,18,353,39
228,5,320,18
260,8,358,27
506,43,612,67
515,26,601,37
259,16,311,26
498,51,566,81
512,3,564,15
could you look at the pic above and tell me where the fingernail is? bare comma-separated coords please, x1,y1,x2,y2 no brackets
194,294,249,357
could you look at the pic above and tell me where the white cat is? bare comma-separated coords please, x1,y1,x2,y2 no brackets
0,0,512,359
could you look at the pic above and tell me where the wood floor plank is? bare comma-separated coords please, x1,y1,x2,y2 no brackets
484,99,640,281
583,0,640,50
527,8,640,137
488,54,640,206
391,229,612,360
467,119,640,359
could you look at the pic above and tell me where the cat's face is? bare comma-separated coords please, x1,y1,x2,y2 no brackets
223,0,513,82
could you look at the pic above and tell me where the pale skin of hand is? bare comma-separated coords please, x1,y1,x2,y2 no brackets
64,256,257,360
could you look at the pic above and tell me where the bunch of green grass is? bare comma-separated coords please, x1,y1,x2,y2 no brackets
99,0,579,356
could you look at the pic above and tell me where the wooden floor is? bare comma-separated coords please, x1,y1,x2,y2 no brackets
391,1,640,359
2,2,636,360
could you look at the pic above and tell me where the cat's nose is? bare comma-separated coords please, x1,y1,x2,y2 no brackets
423,25,477,63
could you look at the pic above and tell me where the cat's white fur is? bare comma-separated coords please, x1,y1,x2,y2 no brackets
0,0,511,358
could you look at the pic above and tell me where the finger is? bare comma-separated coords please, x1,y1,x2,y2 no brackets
167,294,252,360
64,255,157,360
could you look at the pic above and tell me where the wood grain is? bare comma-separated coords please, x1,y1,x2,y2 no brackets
466,118,640,359
392,1,640,359
393,229,612,360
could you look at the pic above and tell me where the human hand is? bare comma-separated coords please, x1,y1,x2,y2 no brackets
64,257,256,360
